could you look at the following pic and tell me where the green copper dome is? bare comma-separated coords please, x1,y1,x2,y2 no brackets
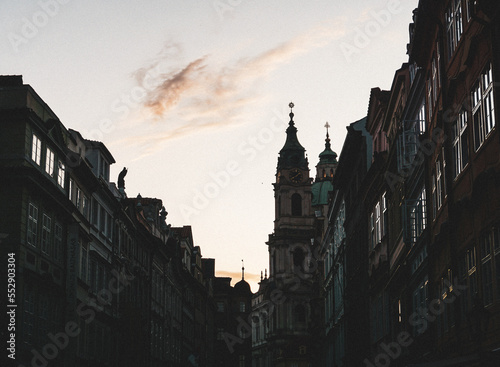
318,132,337,164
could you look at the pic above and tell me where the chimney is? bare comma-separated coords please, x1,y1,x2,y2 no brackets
0,75,23,87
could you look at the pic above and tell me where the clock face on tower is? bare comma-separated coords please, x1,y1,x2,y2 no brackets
289,169,303,184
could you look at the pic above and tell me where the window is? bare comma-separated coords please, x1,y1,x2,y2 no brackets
217,328,224,340
406,188,427,244
472,64,495,150
76,187,81,210
427,77,433,120
293,247,305,269
436,159,443,210
106,212,112,239
397,120,419,171
82,195,89,220
239,355,245,367
69,179,74,201
432,55,438,103
417,101,426,134
239,301,246,313
481,232,493,306
45,148,55,176
80,242,88,283
100,206,106,233
99,157,109,181
369,193,387,249
217,302,225,312
412,278,429,336
54,222,62,262
466,0,474,21
452,110,469,178
31,133,42,165
27,203,38,247
89,259,97,292
57,161,65,187
92,198,98,226
431,173,437,219
460,248,477,320
432,153,446,218
41,214,51,255
479,225,500,306
446,0,463,59
23,285,35,345
371,292,389,342
438,270,455,336
291,193,302,216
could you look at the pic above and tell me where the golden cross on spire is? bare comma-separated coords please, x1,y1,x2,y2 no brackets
325,122,330,137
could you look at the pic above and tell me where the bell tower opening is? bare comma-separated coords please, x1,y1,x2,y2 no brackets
291,193,302,216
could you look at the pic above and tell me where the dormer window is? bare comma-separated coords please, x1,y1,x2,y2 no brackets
99,155,110,181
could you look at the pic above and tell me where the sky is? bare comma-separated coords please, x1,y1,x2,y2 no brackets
1,0,419,292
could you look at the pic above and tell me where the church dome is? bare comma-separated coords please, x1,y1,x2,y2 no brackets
234,279,251,295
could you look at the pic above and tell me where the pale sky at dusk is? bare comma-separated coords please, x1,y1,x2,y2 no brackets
2,0,419,291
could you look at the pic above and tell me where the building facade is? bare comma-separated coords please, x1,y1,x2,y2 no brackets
0,76,216,367
321,1,500,366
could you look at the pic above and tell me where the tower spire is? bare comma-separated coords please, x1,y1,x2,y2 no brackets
241,259,245,280
277,102,308,170
324,122,331,149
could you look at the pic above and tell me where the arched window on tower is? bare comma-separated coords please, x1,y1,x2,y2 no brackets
293,247,305,270
291,193,302,216
322,169,326,178
330,168,334,177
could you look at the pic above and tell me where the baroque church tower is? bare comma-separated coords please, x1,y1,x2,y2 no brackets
262,103,322,367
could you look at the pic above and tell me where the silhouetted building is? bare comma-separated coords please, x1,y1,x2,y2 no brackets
252,105,334,367
0,76,216,367
212,265,253,367
320,1,500,366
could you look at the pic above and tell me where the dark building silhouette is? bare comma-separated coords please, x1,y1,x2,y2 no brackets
0,76,216,367
210,264,253,367
252,104,335,367
320,1,500,366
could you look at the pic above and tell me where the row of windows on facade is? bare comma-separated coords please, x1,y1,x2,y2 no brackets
217,301,247,313
149,319,182,363
76,317,182,363
27,202,63,261
401,55,495,180
31,133,116,237
379,64,495,246
31,133,65,187
368,224,500,344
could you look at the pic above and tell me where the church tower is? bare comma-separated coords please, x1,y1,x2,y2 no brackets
265,103,319,366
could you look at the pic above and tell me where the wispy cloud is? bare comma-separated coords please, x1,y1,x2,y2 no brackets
111,23,346,158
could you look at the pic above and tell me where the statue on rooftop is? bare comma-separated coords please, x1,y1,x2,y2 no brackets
118,167,127,189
